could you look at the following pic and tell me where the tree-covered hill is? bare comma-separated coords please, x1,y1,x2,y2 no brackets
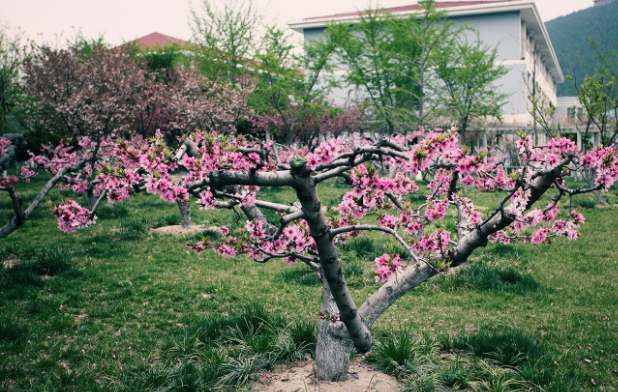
545,0,618,96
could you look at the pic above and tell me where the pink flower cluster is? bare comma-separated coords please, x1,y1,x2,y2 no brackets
319,311,341,327
305,139,345,170
412,230,451,257
452,195,482,227
374,253,403,282
0,137,10,155
490,207,585,245
338,164,418,222
425,198,450,222
508,188,531,218
54,200,96,233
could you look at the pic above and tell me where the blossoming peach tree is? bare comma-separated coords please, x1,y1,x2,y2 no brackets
0,134,156,238
6,128,618,381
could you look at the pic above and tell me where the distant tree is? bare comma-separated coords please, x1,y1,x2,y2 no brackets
0,22,29,135
250,26,341,145
324,0,453,135
397,0,454,129
568,69,617,206
22,41,160,208
436,35,508,145
189,0,262,82
324,7,421,135
168,69,254,136
22,42,155,141
526,81,561,139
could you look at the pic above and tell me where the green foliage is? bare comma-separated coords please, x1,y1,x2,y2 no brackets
347,237,375,258
0,22,29,135
435,33,508,140
571,69,618,147
189,0,262,83
439,359,471,389
289,319,318,353
141,44,190,81
324,0,455,132
251,25,338,145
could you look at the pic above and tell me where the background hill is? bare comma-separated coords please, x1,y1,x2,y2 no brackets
545,0,618,96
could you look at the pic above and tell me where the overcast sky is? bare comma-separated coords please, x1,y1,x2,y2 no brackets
1,0,593,47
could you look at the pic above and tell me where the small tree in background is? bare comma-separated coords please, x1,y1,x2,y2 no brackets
22,42,159,208
189,0,262,83
250,26,340,145
324,7,421,135
568,71,617,206
436,35,508,146
0,22,29,136
324,0,454,135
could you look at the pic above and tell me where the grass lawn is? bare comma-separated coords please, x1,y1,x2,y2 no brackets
1,173,617,391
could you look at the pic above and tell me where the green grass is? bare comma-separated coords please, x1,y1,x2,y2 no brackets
0,174,617,390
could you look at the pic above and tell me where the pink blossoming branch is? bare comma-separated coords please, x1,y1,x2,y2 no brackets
0,137,89,238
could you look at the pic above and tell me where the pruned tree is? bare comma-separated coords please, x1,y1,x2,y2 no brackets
0,136,97,238
49,128,618,382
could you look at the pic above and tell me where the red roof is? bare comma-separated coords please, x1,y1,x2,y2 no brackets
124,32,190,48
303,0,521,21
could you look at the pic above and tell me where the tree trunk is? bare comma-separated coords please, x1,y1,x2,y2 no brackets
316,323,355,381
177,200,191,228
583,171,610,206
592,189,609,206
83,189,98,210
315,272,355,381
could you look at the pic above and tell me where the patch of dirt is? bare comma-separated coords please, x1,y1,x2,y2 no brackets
2,258,22,269
74,313,88,323
149,225,206,235
253,361,402,392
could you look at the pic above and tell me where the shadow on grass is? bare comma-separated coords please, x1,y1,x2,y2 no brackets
432,262,541,293
0,243,78,290
484,243,526,257
278,265,321,286
440,327,594,390
0,321,27,346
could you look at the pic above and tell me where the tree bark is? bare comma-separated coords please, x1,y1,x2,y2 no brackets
583,172,609,206
315,271,355,381
177,200,192,228
83,189,98,210
316,321,355,382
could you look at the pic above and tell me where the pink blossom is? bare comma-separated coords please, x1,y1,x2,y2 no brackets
374,254,403,282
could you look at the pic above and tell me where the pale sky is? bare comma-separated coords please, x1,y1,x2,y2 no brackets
1,0,593,47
